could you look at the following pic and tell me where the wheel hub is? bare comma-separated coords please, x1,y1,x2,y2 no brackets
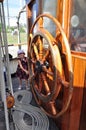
35,60,43,73
35,60,49,73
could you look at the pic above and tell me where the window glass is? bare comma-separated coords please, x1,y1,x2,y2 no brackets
42,0,57,36
70,0,86,52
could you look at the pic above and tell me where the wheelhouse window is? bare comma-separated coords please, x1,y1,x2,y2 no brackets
42,0,57,37
70,0,86,52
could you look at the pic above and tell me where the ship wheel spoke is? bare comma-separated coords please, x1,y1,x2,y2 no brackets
57,74,70,88
42,66,53,76
34,73,43,92
42,49,50,62
46,67,53,81
37,36,43,60
33,44,39,60
41,73,51,95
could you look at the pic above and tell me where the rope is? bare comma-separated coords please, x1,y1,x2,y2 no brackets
12,90,49,130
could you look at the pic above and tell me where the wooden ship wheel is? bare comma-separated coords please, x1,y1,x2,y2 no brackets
28,14,73,118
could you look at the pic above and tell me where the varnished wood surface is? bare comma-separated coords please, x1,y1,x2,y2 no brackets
61,52,86,130
72,54,86,87
61,87,83,130
71,51,86,58
71,51,86,87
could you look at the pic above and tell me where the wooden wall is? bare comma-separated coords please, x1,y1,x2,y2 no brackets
61,52,86,130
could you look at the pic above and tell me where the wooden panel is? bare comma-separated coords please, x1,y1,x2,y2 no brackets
61,53,86,130
68,88,83,130
61,87,83,130
72,55,86,87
